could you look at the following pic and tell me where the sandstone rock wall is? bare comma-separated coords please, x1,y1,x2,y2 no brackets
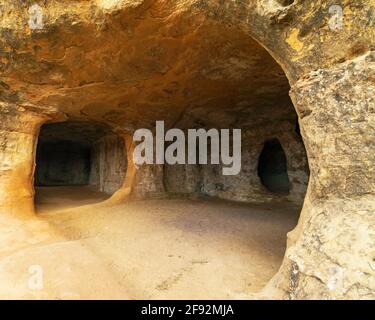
162,119,308,204
0,103,63,216
266,51,375,300
199,122,308,204
90,134,127,194
0,0,374,299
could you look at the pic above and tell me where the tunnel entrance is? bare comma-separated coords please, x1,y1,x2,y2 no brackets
34,121,127,212
24,16,311,298
36,140,91,186
257,139,290,194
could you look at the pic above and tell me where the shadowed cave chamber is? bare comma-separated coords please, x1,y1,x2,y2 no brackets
30,21,311,298
1,0,372,300
35,121,127,211
258,138,290,194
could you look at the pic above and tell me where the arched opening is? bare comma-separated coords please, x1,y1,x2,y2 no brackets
258,138,290,194
34,120,127,212
0,4,315,300
158,23,310,297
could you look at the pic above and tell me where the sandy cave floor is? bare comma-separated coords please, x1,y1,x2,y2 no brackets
0,186,300,299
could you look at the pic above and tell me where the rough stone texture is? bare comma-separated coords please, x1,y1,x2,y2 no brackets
198,122,308,203
37,121,126,194
162,121,308,203
90,134,127,194
0,102,64,216
0,0,374,299
132,164,167,199
265,52,375,300
0,0,295,129
164,163,201,196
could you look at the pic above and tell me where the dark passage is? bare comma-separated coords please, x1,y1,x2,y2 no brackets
258,138,290,194
35,121,127,194
36,141,91,186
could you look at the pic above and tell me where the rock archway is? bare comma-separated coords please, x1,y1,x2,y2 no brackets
34,120,127,212
0,0,373,299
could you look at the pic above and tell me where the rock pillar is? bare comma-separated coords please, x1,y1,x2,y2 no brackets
267,52,375,299
0,103,63,217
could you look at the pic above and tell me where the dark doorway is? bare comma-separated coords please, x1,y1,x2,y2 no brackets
34,120,127,212
36,140,91,186
258,139,290,194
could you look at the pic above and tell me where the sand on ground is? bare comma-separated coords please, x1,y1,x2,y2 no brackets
0,186,300,299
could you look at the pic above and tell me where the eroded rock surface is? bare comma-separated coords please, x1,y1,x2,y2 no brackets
0,0,374,299
267,51,375,300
